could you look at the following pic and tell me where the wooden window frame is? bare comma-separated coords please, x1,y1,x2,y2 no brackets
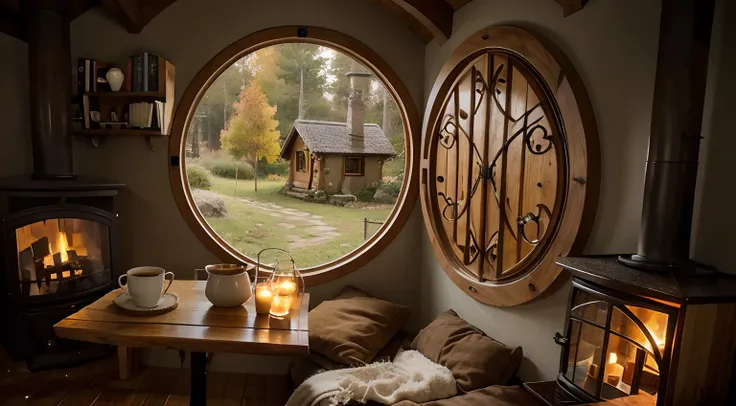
296,150,308,173
343,156,364,176
420,26,600,306
168,26,420,285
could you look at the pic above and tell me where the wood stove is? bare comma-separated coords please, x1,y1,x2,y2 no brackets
524,1,736,405
0,178,122,370
551,257,736,406
0,0,123,370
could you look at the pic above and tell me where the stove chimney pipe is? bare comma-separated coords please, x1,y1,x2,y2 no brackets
25,0,75,180
620,0,716,272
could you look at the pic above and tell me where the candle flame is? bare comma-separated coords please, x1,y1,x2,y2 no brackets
609,352,617,364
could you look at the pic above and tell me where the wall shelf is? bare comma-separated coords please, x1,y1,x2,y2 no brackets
78,56,175,152
75,129,167,151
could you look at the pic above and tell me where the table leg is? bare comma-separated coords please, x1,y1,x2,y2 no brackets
190,352,207,405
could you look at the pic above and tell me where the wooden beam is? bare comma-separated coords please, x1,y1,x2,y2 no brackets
101,0,176,34
445,0,473,11
554,0,591,16
367,0,455,43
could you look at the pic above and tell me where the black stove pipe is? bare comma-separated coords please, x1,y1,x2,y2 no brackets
619,0,716,272
24,0,75,180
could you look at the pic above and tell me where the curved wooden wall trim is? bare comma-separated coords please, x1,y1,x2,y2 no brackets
420,25,600,307
168,26,421,286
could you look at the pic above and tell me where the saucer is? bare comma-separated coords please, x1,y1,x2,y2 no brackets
113,292,179,316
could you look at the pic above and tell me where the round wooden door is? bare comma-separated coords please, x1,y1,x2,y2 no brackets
421,26,599,306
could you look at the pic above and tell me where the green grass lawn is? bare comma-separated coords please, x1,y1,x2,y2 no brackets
200,177,393,268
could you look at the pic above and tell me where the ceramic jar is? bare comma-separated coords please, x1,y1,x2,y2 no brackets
204,264,252,307
106,68,124,91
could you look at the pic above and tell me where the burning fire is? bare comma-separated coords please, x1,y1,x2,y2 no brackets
57,232,69,263
609,352,618,364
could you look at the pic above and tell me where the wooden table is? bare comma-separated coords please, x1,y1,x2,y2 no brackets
54,280,309,405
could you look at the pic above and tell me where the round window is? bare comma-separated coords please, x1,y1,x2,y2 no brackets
421,26,599,306
170,27,419,284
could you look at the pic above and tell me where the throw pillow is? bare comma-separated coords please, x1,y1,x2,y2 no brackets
411,309,523,392
308,287,410,365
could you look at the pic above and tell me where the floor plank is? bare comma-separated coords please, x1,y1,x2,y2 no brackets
0,349,290,406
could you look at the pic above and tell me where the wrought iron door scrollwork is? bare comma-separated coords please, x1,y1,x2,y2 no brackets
518,204,552,245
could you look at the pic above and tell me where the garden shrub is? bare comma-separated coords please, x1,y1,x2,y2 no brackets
186,165,211,190
202,160,255,180
354,188,376,202
259,159,289,177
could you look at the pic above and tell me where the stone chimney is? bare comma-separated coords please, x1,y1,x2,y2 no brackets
346,72,371,149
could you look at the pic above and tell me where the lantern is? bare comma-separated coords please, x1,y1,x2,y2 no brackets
254,248,304,318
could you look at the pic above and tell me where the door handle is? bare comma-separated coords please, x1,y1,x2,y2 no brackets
554,332,569,346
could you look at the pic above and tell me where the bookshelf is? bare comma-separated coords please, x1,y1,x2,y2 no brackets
74,55,175,151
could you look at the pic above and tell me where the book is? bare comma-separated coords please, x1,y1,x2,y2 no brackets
147,102,154,128
82,95,100,129
147,54,159,92
84,59,91,93
82,95,90,129
76,58,87,100
124,58,132,92
143,53,149,91
155,100,165,133
134,55,144,92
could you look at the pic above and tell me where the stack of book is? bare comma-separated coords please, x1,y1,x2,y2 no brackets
126,53,170,92
129,101,165,130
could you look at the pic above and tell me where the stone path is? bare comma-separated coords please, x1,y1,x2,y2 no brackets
233,197,341,249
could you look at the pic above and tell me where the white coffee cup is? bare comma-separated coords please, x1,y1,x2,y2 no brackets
118,267,175,308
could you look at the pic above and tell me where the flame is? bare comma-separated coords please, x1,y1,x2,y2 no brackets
609,352,618,364
57,232,69,263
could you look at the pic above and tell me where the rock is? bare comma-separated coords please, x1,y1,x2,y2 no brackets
191,189,228,218
329,194,357,206
373,189,397,204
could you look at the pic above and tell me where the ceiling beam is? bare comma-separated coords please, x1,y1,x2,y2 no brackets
367,0,455,43
554,0,591,16
101,0,176,34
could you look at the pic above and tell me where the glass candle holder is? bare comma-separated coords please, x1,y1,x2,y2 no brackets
255,282,273,314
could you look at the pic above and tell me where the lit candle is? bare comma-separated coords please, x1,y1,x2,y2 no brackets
255,283,273,314
279,280,297,297
606,353,624,386
270,295,293,318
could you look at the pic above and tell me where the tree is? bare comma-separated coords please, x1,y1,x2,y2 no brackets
194,58,252,150
272,43,329,137
221,82,281,192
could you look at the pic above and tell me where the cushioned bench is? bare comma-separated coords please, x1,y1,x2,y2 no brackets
289,287,542,406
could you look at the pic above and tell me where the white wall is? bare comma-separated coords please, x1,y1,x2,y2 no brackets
421,0,734,381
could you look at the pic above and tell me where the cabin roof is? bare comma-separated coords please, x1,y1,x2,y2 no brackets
279,119,396,159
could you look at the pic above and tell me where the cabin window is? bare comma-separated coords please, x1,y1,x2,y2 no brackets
169,27,419,284
344,157,364,176
296,151,307,172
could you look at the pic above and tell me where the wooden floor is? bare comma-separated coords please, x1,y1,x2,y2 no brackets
0,351,291,406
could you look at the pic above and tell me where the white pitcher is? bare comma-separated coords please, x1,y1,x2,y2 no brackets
204,264,252,307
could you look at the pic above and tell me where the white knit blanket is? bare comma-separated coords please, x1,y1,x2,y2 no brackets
287,350,457,406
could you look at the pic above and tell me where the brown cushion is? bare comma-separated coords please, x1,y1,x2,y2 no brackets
411,310,523,392
308,286,410,365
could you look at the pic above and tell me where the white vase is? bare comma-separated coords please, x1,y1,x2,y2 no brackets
106,68,124,92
